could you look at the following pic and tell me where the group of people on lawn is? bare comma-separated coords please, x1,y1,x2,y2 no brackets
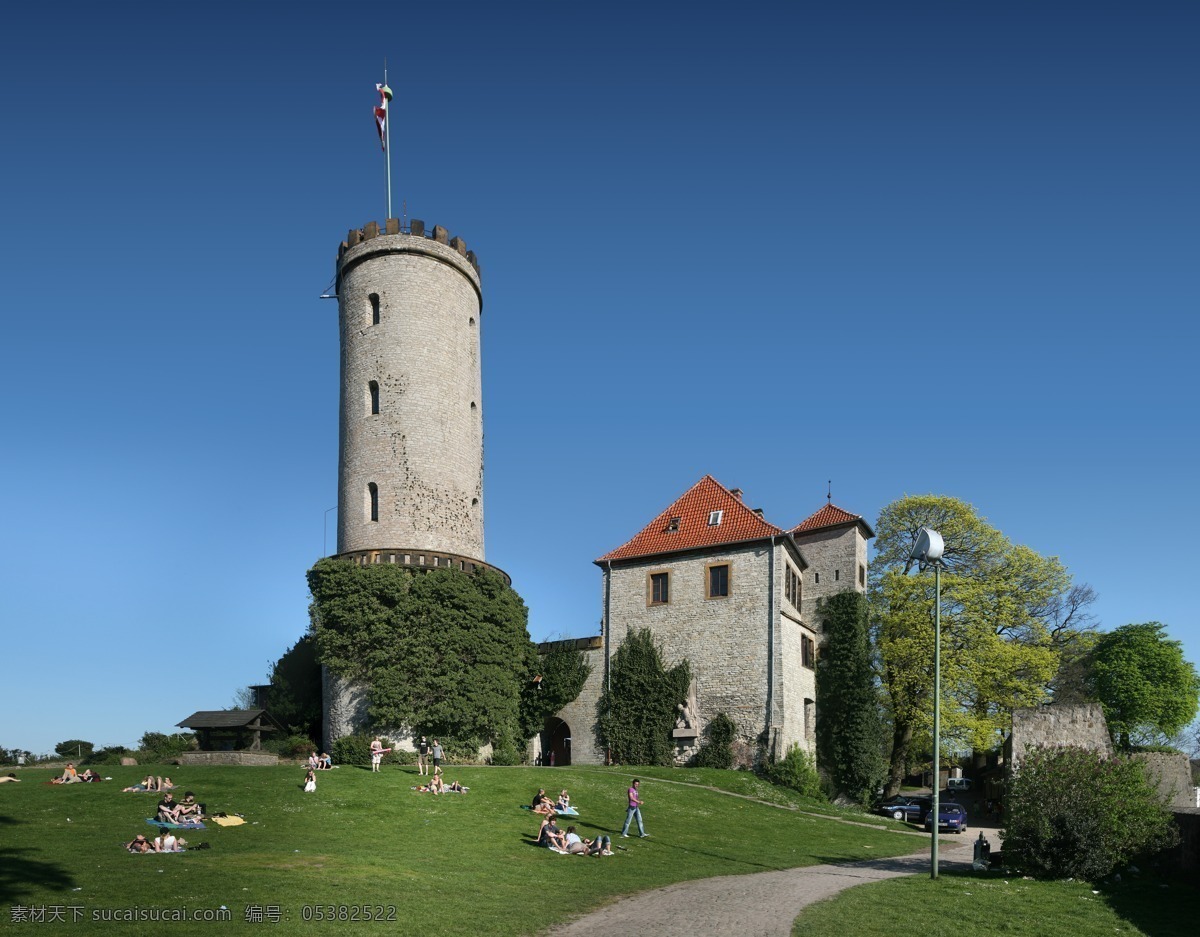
51,763,105,784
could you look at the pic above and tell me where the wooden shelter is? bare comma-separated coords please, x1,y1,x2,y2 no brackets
176,709,283,751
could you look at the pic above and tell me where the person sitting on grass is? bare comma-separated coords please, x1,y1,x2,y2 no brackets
156,792,181,823
174,792,203,822
537,816,567,851
125,834,153,854
531,788,556,815
318,753,332,770
159,777,174,790
53,763,80,784
153,827,185,852
564,825,589,854
555,789,571,811
428,771,445,795
303,768,317,793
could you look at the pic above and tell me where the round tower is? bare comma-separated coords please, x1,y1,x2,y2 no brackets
335,219,488,569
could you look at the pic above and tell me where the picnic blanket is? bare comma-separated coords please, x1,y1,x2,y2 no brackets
519,804,578,816
145,818,206,830
208,815,246,827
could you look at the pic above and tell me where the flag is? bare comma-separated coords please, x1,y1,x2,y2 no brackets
374,83,393,151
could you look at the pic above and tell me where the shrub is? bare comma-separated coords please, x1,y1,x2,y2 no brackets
765,744,824,800
54,739,95,761
88,746,130,766
136,732,195,761
331,733,377,767
1004,746,1179,880
489,739,523,766
693,713,736,769
264,734,318,758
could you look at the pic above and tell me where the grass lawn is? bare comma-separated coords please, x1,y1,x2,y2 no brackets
792,862,1198,937
1,763,920,935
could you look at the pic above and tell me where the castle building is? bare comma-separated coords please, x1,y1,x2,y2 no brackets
544,475,872,767
324,218,509,745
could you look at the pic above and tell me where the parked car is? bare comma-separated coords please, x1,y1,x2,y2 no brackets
872,796,926,822
947,777,973,792
924,801,969,833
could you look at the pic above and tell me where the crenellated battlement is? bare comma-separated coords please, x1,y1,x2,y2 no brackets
337,218,479,273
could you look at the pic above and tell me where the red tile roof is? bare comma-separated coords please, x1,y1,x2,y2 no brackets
596,475,786,564
793,502,874,537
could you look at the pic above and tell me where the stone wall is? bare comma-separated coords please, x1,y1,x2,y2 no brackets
336,226,485,561
535,639,606,765
177,751,279,767
1133,751,1196,810
793,523,868,628
1009,702,1113,767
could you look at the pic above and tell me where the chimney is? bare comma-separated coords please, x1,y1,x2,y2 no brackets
753,508,764,516
730,488,743,501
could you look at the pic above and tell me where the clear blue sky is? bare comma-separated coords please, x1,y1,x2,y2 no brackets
2,2,1196,755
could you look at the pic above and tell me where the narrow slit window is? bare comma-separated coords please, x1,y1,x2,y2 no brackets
369,293,380,325
368,482,379,522
369,381,380,414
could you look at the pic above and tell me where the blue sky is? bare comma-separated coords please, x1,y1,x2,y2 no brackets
1,2,1196,755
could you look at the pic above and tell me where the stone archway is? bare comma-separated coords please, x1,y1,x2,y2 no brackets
543,717,572,766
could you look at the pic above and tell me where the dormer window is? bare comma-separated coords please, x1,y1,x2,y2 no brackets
708,510,723,526
666,517,681,533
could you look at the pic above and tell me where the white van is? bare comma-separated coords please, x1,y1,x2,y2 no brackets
947,777,972,792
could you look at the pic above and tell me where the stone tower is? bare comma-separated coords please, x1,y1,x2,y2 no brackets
335,219,487,565
324,219,506,745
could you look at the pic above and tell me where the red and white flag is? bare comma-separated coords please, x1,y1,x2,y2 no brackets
374,83,393,150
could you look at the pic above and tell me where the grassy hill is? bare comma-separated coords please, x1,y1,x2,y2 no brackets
1,763,919,935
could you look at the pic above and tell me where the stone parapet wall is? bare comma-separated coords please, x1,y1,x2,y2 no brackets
1133,752,1196,810
1010,703,1113,768
546,642,606,765
177,751,279,767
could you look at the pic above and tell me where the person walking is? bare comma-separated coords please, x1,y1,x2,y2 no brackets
417,736,429,776
620,778,647,838
431,739,443,771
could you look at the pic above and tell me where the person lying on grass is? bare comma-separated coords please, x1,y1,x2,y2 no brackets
123,775,157,792
0,773,21,783
125,834,153,854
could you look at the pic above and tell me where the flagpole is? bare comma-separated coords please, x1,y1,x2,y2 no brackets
384,63,393,221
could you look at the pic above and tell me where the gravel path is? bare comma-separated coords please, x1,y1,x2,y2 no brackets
542,834,983,937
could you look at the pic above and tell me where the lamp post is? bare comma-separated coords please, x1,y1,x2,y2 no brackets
905,526,945,879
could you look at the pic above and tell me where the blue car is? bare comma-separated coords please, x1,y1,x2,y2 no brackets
873,796,927,822
924,801,968,833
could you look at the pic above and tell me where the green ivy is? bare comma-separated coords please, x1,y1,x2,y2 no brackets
598,628,691,766
693,712,736,769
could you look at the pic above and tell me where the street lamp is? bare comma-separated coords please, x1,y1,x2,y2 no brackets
905,526,945,880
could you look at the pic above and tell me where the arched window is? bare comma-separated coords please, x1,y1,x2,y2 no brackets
369,381,380,415
369,293,380,325
368,483,379,522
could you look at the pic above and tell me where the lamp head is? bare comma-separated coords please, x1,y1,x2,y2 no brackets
904,527,945,573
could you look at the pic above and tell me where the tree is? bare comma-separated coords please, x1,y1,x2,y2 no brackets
1089,622,1200,750
54,740,94,761
1004,746,1177,880
872,495,1096,796
262,634,323,741
309,559,536,749
815,591,884,804
598,628,691,766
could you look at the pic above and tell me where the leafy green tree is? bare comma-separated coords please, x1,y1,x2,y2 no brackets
598,628,691,766
872,495,1095,796
309,559,536,749
53,740,94,761
815,591,884,804
1004,746,1178,880
263,634,323,741
1090,622,1200,750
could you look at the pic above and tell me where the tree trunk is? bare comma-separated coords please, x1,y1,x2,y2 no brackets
885,718,913,797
